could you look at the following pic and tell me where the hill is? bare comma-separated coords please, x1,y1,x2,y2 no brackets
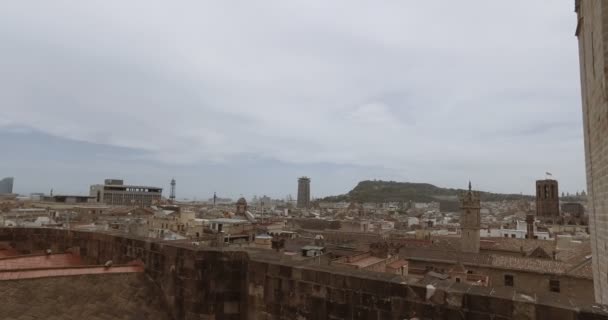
321,180,533,203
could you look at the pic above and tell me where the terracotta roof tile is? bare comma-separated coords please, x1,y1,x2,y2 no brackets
0,248,18,259
0,265,144,281
0,254,82,270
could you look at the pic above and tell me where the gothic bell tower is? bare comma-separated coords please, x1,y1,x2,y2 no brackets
460,182,481,253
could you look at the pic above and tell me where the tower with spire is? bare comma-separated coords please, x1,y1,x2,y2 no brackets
460,181,481,253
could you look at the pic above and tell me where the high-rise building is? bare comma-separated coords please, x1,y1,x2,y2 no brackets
460,182,480,254
0,177,14,194
535,179,560,219
297,177,311,209
90,179,162,207
575,0,608,304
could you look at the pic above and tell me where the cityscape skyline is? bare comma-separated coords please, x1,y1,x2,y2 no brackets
0,124,588,200
1,1,606,318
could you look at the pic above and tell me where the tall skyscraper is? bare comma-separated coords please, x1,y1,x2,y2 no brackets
170,178,176,202
297,177,311,209
575,0,608,304
535,179,560,219
460,182,480,254
0,177,14,194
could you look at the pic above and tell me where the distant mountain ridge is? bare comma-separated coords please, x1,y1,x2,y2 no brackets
321,180,533,203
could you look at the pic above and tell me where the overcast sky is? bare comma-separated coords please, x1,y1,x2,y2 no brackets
0,1,585,200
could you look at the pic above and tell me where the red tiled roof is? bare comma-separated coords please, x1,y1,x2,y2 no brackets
0,265,144,280
387,259,408,269
0,254,82,270
0,248,18,259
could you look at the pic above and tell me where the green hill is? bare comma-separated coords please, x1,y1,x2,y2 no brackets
321,180,533,203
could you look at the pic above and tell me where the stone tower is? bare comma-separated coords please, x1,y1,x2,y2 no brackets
526,214,535,239
575,0,608,304
236,197,248,216
297,177,311,209
460,182,481,254
536,179,560,219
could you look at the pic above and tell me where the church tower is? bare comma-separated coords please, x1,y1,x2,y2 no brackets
460,182,481,253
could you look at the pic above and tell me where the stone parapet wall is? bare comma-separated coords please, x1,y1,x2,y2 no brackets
576,0,608,305
0,228,606,320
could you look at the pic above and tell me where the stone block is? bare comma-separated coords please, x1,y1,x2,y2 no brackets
464,289,513,318
302,269,317,282
535,304,576,320
389,282,409,298
328,288,346,304
292,267,303,281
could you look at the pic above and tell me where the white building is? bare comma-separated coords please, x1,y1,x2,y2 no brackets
90,179,162,207
480,220,551,240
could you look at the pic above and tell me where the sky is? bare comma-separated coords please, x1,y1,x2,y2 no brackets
0,1,586,200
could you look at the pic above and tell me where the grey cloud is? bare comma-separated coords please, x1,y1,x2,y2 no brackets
0,1,586,196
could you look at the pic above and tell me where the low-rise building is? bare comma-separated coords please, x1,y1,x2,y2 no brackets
90,179,162,207
209,218,255,244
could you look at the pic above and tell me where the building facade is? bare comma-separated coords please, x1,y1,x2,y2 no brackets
562,202,585,218
297,177,311,209
460,182,481,253
575,0,608,304
90,179,162,207
536,179,560,219
0,177,14,194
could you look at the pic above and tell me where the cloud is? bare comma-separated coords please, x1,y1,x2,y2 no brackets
0,1,586,195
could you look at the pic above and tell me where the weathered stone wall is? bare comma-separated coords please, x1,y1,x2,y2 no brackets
1,228,606,320
0,273,171,320
576,0,608,304
404,258,595,303
246,257,605,320
0,228,248,320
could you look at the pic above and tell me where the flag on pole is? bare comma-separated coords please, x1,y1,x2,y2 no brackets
546,172,552,177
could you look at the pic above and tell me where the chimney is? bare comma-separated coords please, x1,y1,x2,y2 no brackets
217,232,225,248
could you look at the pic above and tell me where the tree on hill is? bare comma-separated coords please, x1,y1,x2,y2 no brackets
321,180,533,203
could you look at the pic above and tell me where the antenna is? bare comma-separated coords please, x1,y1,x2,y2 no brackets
170,178,176,202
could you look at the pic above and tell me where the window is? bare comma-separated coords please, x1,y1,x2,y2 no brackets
504,275,514,287
550,280,560,293
511,234,516,238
